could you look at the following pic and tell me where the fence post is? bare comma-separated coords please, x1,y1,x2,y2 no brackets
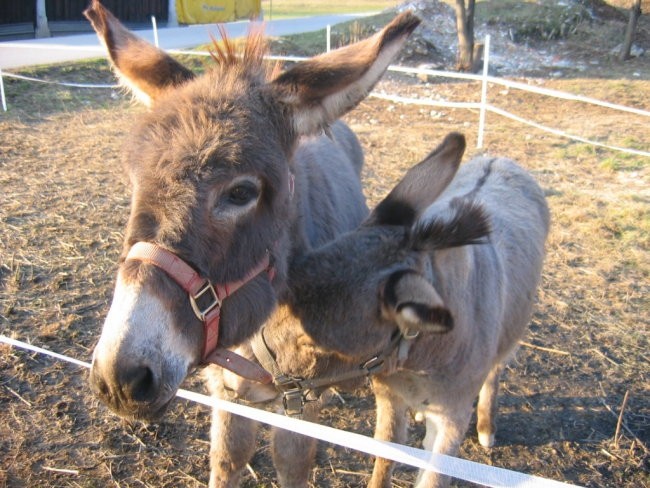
152,16,159,48
0,68,7,112
326,25,331,53
167,0,179,27
477,34,490,149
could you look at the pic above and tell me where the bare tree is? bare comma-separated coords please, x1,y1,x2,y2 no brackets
454,0,476,71
620,0,642,61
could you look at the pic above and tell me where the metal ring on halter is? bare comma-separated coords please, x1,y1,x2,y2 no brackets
189,280,221,321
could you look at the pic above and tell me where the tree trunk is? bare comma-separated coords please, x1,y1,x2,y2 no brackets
620,0,642,61
35,0,50,38
454,0,477,72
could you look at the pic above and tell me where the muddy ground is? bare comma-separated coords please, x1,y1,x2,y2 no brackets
0,8,649,488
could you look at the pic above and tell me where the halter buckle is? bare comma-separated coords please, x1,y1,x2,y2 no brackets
361,355,384,374
282,389,306,418
190,281,221,321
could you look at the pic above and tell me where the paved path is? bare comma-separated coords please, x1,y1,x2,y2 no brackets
0,14,371,69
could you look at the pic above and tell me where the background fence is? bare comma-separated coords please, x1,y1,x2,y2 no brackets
1,30,649,158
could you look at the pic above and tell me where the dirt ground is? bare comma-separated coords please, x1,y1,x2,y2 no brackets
0,5,649,488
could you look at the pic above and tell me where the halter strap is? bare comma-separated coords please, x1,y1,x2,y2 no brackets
251,327,407,417
125,241,273,384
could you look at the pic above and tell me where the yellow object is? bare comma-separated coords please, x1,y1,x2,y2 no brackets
176,0,261,24
235,0,262,19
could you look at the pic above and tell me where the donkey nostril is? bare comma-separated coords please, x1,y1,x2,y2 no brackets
121,365,157,403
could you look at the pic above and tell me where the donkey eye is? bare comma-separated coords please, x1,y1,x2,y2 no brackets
226,182,259,206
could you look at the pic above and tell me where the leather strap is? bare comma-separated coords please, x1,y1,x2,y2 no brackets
127,241,206,295
125,241,274,383
251,326,406,416
206,347,273,384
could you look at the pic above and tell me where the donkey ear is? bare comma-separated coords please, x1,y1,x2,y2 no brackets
270,12,420,136
366,132,466,227
84,0,194,107
381,270,453,335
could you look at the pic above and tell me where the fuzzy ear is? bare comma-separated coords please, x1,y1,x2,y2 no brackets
270,12,420,136
382,270,453,335
366,132,466,227
84,0,194,106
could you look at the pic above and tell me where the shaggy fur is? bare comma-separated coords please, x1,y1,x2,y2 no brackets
211,133,550,488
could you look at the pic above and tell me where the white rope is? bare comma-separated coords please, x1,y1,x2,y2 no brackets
388,64,483,82
0,334,582,488
370,92,481,109
1,71,117,89
1,335,91,369
487,105,650,158
3,45,646,155
485,75,650,119
4,69,645,157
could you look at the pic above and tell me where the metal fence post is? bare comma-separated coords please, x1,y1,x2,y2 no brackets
0,68,7,112
152,16,159,48
477,34,490,149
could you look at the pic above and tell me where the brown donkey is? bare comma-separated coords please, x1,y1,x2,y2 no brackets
216,133,550,487
84,0,418,434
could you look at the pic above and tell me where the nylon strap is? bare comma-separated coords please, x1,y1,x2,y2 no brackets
251,326,406,416
125,241,274,383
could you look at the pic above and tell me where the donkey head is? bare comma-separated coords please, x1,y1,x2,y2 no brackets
85,0,420,420
289,133,491,359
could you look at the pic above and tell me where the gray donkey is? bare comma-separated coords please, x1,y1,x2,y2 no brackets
209,132,550,487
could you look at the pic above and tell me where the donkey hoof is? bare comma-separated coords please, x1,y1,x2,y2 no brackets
478,432,495,448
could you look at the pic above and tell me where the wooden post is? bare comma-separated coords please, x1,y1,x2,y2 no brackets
35,0,51,38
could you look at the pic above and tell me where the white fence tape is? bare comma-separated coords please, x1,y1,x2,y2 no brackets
3,68,648,158
0,334,581,488
485,75,650,119
2,47,647,159
1,71,117,89
370,91,481,109
487,105,650,158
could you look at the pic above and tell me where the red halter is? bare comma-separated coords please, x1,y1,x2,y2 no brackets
125,241,273,384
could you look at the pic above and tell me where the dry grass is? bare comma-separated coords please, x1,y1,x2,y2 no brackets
0,38,649,488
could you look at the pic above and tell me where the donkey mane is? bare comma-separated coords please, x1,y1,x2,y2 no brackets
208,25,281,85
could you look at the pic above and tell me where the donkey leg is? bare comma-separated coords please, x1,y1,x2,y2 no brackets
271,401,320,488
476,364,503,448
204,363,271,488
209,405,260,488
368,378,409,488
415,409,472,488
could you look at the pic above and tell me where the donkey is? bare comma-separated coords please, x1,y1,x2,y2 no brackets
85,0,419,424
215,132,550,487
